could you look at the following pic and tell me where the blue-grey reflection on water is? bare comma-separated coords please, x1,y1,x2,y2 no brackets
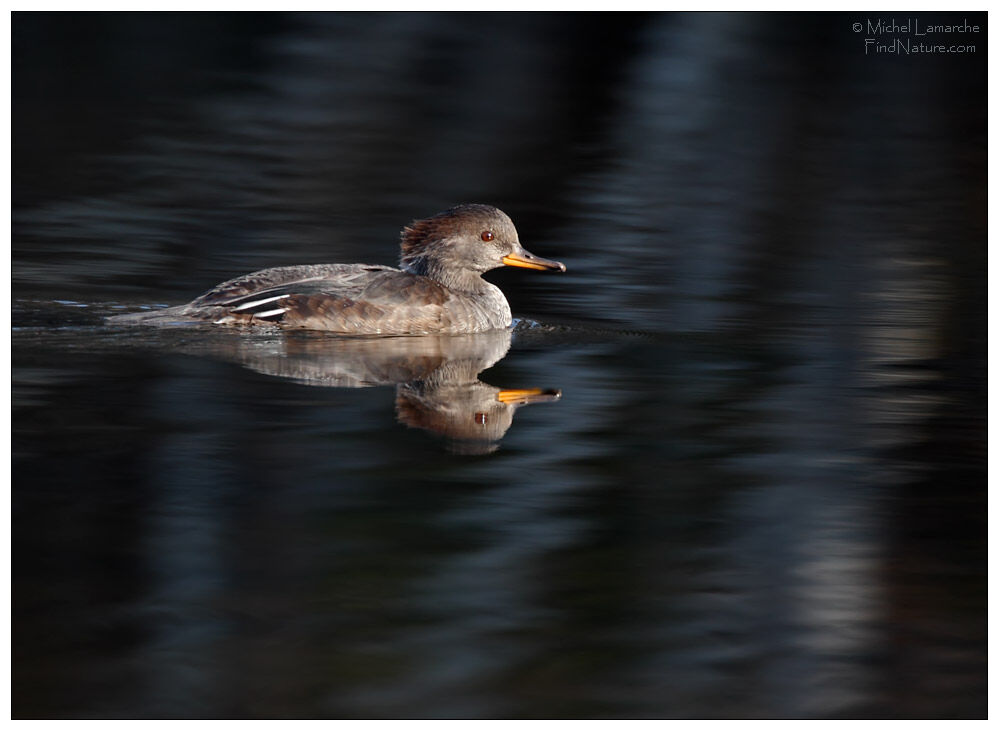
13,12,985,719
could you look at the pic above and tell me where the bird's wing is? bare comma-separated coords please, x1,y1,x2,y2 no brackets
190,264,392,307
208,267,453,334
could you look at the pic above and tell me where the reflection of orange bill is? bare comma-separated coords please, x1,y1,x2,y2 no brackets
501,251,566,272
496,388,562,405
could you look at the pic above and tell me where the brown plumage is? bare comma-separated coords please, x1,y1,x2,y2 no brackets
107,204,565,335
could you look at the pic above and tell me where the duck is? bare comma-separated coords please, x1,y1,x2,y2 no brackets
107,204,565,334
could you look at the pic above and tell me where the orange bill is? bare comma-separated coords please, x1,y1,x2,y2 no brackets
501,249,566,272
496,388,562,405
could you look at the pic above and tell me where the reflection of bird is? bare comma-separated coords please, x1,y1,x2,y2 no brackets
186,330,560,454
224,329,514,389
108,204,565,334
396,381,560,455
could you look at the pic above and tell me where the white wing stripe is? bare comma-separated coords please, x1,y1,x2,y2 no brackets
233,294,291,311
253,308,287,319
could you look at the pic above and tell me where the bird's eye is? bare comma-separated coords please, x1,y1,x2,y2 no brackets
481,231,494,242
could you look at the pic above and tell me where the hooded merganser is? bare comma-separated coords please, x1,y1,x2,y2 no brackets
108,204,565,334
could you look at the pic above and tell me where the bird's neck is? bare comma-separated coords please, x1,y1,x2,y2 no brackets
402,256,489,294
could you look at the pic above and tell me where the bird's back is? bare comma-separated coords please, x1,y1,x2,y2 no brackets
109,263,504,334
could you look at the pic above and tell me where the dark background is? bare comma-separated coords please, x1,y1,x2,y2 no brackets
13,12,986,718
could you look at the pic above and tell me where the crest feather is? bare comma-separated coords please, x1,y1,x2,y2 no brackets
400,216,447,259
400,204,499,256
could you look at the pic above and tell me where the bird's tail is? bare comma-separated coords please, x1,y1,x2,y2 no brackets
105,305,206,327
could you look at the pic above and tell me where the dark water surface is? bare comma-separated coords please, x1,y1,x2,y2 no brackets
13,12,986,719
